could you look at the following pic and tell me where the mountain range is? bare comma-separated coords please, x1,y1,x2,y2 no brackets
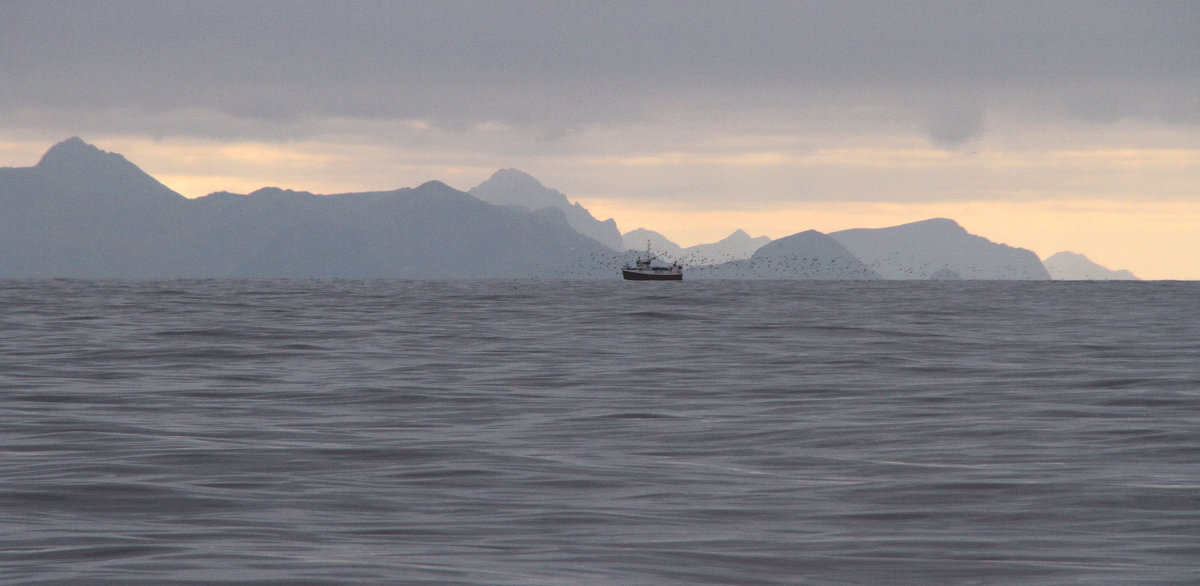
0,139,616,278
829,218,1050,280
623,228,771,266
1042,251,1138,280
690,230,880,280
0,138,1136,280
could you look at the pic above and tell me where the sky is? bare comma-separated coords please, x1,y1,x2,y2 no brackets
1,1,1197,278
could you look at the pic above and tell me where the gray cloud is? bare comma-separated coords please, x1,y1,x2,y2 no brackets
925,100,986,148
1,1,1197,144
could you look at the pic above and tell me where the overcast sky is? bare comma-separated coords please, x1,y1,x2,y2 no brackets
2,1,1198,277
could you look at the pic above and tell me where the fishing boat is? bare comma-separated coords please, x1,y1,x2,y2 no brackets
622,242,683,280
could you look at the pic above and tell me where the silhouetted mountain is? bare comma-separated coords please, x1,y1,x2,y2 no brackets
692,230,879,280
181,181,617,278
1,139,1130,281
621,227,769,266
32,137,185,206
830,218,1050,280
679,229,771,265
469,169,624,250
0,138,190,276
1043,251,1138,280
622,228,683,257
0,139,617,278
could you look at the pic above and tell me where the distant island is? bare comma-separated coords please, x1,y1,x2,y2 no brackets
0,138,1137,280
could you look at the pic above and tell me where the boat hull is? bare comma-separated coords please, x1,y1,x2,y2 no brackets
622,270,683,281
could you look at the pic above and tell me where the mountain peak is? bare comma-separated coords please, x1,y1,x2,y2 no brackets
417,179,455,191
899,217,966,234
470,169,625,250
248,186,314,198
693,228,878,279
37,137,114,169
753,230,830,257
52,136,90,150
719,228,770,244
470,169,566,210
622,228,682,255
488,168,545,188
34,137,184,202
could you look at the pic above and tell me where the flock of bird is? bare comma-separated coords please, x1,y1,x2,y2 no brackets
554,246,873,279
554,245,1022,280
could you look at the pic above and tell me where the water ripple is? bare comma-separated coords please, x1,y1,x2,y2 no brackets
1,280,1198,584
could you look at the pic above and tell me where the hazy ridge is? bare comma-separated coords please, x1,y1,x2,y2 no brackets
1043,251,1139,280
0,138,1135,279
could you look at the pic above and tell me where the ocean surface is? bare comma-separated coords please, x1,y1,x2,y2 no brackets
1,279,1198,585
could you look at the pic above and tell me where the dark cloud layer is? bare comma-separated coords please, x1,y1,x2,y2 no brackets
2,1,1197,143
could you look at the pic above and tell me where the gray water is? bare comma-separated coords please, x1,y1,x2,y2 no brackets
1,279,1198,584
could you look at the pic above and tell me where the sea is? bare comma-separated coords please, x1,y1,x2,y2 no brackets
1,279,1198,585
